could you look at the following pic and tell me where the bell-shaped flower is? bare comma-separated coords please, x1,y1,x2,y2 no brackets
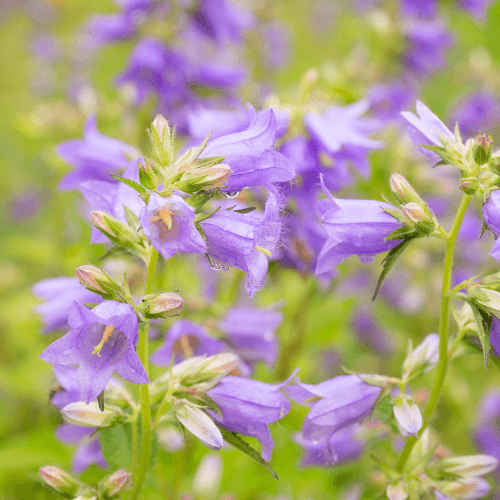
482,191,500,259
393,396,423,437
401,100,455,162
57,115,138,190
200,192,281,296
218,306,282,368
437,476,491,500
206,375,292,461
304,99,383,154
140,193,207,261
200,107,294,191
80,158,145,244
39,301,148,403
150,319,225,366
315,190,403,276
286,375,381,441
33,277,103,334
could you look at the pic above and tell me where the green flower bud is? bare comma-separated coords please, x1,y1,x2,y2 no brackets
39,466,80,496
468,286,500,317
401,202,436,234
75,265,122,299
177,164,232,193
459,177,479,195
61,402,120,428
150,114,174,167
139,292,184,318
472,134,492,166
91,211,143,250
429,454,498,479
138,161,158,191
99,470,131,498
390,174,425,205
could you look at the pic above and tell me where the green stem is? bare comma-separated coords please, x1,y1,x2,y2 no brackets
130,249,159,500
396,194,471,473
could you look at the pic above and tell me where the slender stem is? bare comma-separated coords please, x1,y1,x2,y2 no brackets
131,419,139,478
130,248,159,500
396,194,471,473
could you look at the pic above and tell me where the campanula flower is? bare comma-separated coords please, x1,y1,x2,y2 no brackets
206,375,292,461
150,319,225,366
140,193,207,261
57,115,138,190
368,82,415,124
40,301,148,403
33,277,103,334
482,191,500,259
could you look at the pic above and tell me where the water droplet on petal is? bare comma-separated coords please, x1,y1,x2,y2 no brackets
210,260,222,270
221,264,231,271
264,331,274,341
225,191,240,199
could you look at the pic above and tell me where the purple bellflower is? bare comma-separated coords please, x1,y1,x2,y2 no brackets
150,319,226,366
368,82,415,124
400,0,437,19
200,192,281,296
40,301,148,403
200,106,295,192
33,277,103,334
315,189,403,276
402,19,455,78
80,158,145,244
458,0,493,21
489,316,500,357
57,115,137,190
401,100,455,163
351,305,394,353
474,390,500,477
218,306,282,368
206,375,292,461
482,191,500,259
286,375,381,441
140,193,207,261
293,424,364,468
449,91,500,140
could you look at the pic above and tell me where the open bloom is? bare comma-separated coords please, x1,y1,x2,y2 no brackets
286,375,381,441
40,301,148,403
140,193,207,260
57,115,137,190
206,376,292,461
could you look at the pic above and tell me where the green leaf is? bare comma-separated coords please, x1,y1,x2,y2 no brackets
99,424,133,470
97,391,105,412
216,426,279,480
371,393,393,423
195,206,221,223
124,205,141,231
454,122,462,143
109,174,148,195
468,301,492,369
372,235,419,301
463,335,500,370
234,207,257,214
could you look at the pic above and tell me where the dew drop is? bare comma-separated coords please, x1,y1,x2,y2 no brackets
264,331,274,341
221,264,231,271
210,260,222,270
225,191,240,199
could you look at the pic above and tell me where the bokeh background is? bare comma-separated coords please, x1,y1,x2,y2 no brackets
2,0,500,498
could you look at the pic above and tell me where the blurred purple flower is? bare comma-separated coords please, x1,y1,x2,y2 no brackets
400,0,437,19
474,390,500,477
218,306,282,368
368,82,414,123
402,19,455,77
30,34,61,62
57,115,137,190
259,21,292,69
482,190,500,259
286,375,381,441
140,193,207,261
449,91,500,140
40,301,148,403
207,375,292,461
33,277,103,334
458,0,493,21
10,189,44,221
351,305,393,352
150,320,225,366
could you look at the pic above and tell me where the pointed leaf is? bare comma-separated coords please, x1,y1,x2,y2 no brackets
217,426,278,480
235,207,257,214
97,391,105,412
109,174,148,194
469,301,492,369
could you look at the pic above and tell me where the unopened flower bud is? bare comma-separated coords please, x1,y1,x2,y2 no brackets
436,454,498,478
460,177,479,195
472,134,492,166
401,202,435,234
175,402,223,450
39,466,80,496
468,286,500,317
192,453,223,498
386,481,408,500
204,353,239,375
150,114,174,167
99,470,131,498
91,211,142,250
402,333,439,380
178,164,232,192
61,402,119,428
138,161,158,191
91,211,116,237
76,265,120,298
439,476,491,499
393,396,423,437
390,174,424,205
141,292,184,318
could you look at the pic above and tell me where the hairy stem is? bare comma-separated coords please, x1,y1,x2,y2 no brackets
396,194,471,473
130,248,159,500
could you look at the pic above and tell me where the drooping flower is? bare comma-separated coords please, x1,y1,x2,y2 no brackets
140,193,207,261
33,277,103,334
401,100,455,162
206,375,292,461
286,375,381,441
200,192,281,296
150,319,226,366
482,190,500,259
218,306,282,369
40,301,148,403
57,115,138,190
200,107,295,192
